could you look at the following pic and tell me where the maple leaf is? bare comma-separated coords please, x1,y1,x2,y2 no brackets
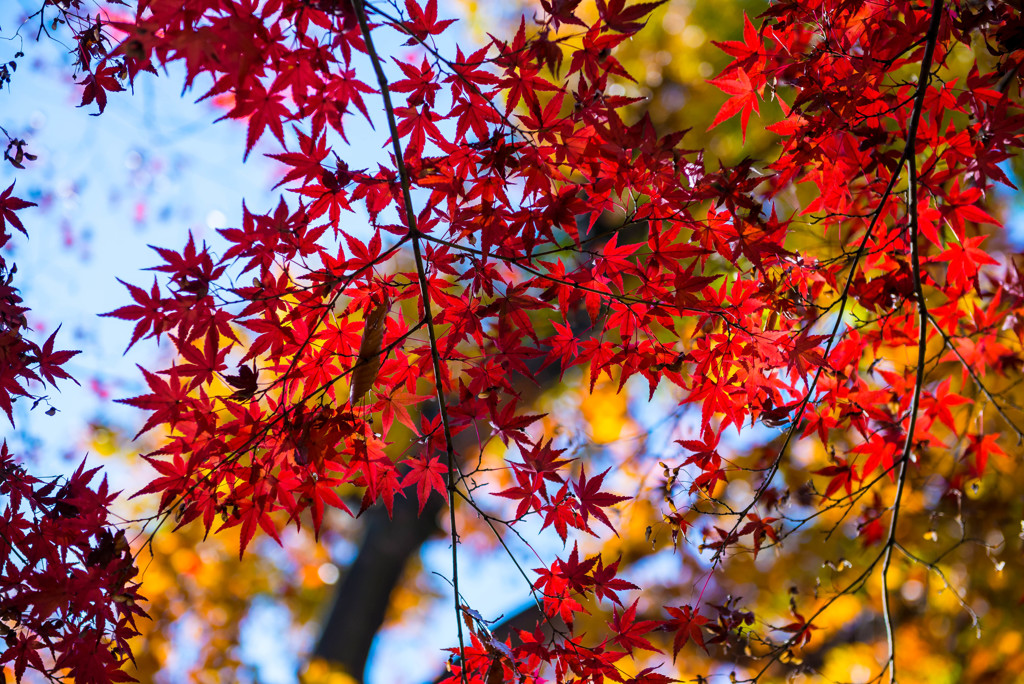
777,610,819,647
494,466,544,520
590,555,638,606
3,633,45,684
223,364,259,401
539,0,586,30
556,543,598,594
227,500,283,559
35,326,81,386
714,13,762,62
400,455,449,513
490,402,543,446
520,438,574,484
938,235,999,288
532,564,585,624
854,435,900,482
610,600,662,653
923,377,970,433
631,669,678,684
78,65,124,114
941,180,999,238
219,83,291,161
116,365,192,438
737,512,779,558
966,432,1006,474
266,128,331,188
101,278,167,351
596,0,667,33
164,332,230,390
708,68,762,139
133,453,191,512
573,467,628,534
400,0,456,44
785,333,826,383
665,605,709,658
813,458,858,499
357,455,404,519
541,487,584,542
295,473,353,539
0,182,35,236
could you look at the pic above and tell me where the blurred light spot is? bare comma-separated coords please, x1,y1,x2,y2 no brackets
901,579,924,602
318,562,340,585
57,179,77,200
207,606,228,627
725,480,752,507
660,83,687,112
663,9,687,34
682,25,705,47
998,630,1022,655
698,62,714,78
89,424,117,456
850,664,872,683
30,111,46,130
206,209,227,229
125,150,143,171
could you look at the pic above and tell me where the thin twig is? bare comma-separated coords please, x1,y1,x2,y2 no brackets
352,1,469,679
880,1,944,680
925,310,1024,444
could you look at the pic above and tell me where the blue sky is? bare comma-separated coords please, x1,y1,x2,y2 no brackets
0,4,276,458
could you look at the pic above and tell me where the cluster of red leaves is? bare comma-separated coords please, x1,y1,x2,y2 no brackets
0,446,146,684
23,0,1024,680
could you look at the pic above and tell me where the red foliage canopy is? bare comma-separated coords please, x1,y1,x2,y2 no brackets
3,0,1024,681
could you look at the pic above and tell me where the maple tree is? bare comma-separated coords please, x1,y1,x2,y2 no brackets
4,0,1024,681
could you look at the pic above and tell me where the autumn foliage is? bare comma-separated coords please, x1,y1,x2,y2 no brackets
3,0,1024,681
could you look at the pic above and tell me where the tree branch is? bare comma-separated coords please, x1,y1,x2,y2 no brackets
880,0,944,680
352,2,468,678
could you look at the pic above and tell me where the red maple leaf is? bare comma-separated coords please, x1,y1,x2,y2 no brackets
78,65,124,114
665,604,709,658
573,467,628,534
596,0,667,33
0,182,35,236
400,455,450,513
708,68,761,139
610,600,662,653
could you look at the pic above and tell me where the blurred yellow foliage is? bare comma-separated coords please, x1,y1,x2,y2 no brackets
579,375,632,444
125,515,335,683
301,658,360,684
